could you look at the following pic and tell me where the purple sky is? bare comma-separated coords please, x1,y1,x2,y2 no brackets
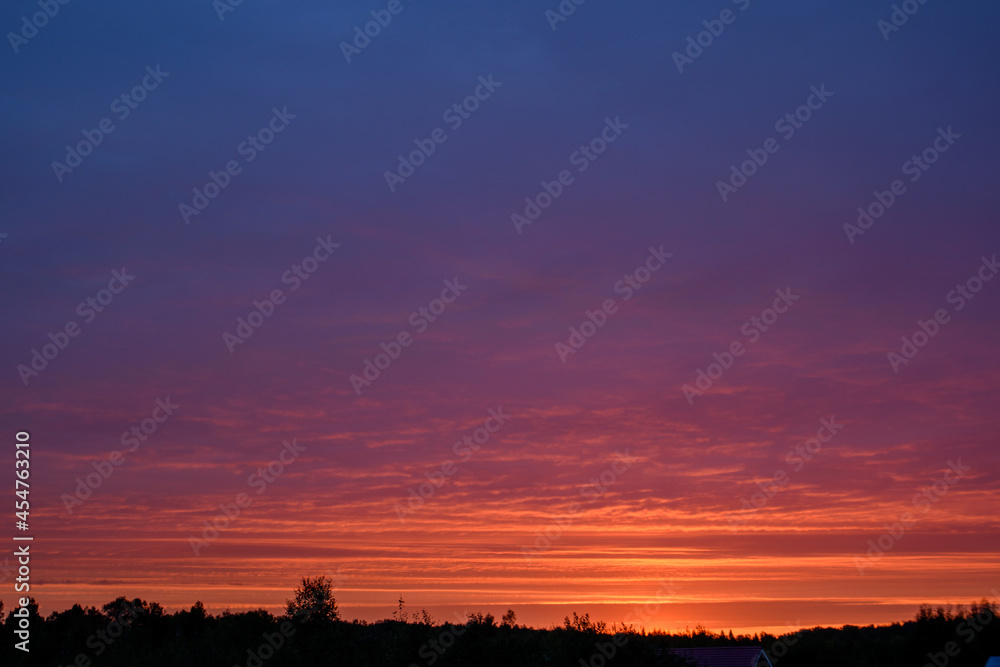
2,0,999,633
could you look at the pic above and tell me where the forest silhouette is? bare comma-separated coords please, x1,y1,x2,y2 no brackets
2,578,997,666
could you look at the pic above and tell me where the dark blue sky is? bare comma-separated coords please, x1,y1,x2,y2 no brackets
2,0,999,632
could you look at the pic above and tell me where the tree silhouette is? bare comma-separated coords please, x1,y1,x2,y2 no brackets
392,594,407,622
285,575,340,623
101,596,163,622
2,593,997,667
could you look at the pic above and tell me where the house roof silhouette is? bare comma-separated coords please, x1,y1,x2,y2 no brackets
669,646,773,667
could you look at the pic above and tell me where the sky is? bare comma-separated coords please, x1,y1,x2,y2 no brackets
1,0,999,636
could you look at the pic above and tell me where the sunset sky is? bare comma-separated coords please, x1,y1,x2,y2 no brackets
2,0,999,635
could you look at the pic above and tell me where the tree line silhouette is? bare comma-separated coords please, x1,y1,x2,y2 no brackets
1,578,997,666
